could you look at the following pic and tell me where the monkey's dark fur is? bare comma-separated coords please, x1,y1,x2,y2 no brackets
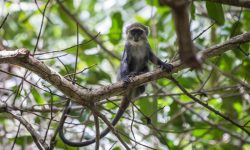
58,23,173,147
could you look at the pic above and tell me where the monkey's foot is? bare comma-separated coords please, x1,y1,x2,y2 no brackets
161,63,173,73
128,72,140,77
121,76,131,87
121,72,142,87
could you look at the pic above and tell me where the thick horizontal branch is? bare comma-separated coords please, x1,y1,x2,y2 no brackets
0,32,250,106
196,0,250,8
0,48,90,105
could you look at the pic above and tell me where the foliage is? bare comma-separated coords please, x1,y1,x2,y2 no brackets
0,0,250,149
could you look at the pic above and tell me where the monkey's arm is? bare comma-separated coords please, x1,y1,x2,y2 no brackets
119,45,131,81
147,44,173,72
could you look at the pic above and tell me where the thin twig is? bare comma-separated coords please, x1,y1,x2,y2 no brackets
34,32,101,56
33,0,50,54
56,0,120,60
94,113,100,150
169,76,250,136
209,62,250,89
64,64,97,78
0,13,9,29
2,104,49,149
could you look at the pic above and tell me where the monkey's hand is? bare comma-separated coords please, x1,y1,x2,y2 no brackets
160,63,173,73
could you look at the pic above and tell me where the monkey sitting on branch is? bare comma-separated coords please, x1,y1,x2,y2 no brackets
58,23,173,147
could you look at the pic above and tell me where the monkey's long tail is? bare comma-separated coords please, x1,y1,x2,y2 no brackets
58,96,130,147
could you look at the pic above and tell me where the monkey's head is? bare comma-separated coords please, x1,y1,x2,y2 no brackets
126,23,149,45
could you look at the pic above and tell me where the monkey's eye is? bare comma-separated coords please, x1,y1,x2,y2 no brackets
130,29,143,35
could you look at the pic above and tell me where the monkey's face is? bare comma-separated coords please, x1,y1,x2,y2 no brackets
127,28,147,45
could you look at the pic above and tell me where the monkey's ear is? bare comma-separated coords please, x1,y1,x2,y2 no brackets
125,26,130,35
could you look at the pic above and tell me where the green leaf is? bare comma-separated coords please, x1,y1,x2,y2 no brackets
238,57,250,82
113,147,122,150
230,21,242,37
31,88,45,105
191,2,196,20
168,101,183,128
180,94,192,102
57,136,77,149
233,102,242,113
58,6,75,32
84,69,111,84
206,2,225,25
12,136,33,145
87,0,97,15
208,98,222,109
146,0,159,6
137,98,154,117
221,143,238,150
243,144,250,150
116,125,131,143
192,129,208,137
218,54,233,72
232,42,249,58
221,95,241,119
178,77,198,89
109,12,124,45
240,43,250,53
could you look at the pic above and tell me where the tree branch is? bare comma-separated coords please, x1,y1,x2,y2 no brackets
169,77,250,136
0,32,250,106
160,0,201,68
56,0,120,60
0,102,49,150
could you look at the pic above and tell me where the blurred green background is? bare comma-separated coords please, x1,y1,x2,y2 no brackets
0,0,250,149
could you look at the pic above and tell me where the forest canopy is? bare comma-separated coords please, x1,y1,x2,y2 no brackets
0,0,250,150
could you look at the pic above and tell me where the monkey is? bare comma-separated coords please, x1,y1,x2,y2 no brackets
58,23,173,147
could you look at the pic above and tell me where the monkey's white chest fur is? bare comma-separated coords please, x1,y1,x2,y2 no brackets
130,40,147,55
131,45,147,58
130,43,147,71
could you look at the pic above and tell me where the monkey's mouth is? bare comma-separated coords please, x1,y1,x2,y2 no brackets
134,38,139,42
